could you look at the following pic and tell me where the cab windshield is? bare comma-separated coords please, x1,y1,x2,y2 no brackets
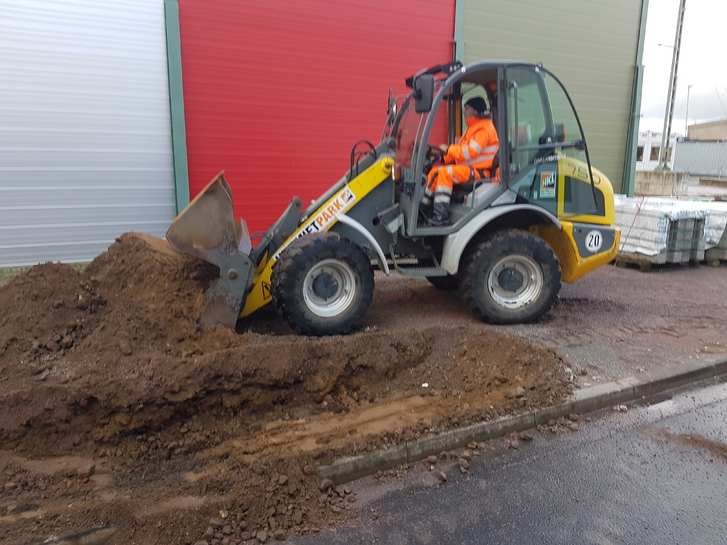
384,93,418,170
387,86,448,178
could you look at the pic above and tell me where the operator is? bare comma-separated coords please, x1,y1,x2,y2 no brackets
421,97,499,225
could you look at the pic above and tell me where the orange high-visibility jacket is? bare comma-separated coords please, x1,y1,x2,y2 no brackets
444,116,499,172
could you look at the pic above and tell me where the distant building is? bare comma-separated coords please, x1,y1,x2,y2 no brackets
687,118,727,141
675,118,727,177
636,131,678,171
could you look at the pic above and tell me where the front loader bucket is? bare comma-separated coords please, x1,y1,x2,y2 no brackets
166,172,254,328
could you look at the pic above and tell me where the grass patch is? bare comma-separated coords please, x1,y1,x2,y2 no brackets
0,268,25,287
0,263,88,287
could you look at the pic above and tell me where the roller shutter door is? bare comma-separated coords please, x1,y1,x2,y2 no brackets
0,0,175,267
177,0,455,236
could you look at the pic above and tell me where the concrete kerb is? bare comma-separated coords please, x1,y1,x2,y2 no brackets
317,355,727,485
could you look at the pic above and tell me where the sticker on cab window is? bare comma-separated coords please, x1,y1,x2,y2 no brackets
540,172,556,198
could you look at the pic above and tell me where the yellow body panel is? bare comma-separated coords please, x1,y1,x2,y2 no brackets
533,222,620,283
556,157,616,226
240,157,394,318
528,157,619,282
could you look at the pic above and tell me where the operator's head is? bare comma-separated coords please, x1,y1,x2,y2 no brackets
464,97,488,118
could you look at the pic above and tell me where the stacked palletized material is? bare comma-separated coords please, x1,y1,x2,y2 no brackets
703,203,727,263
614,196,727,268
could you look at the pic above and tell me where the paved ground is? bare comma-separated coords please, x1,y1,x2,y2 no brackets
298,378,727,545
315,259,727,484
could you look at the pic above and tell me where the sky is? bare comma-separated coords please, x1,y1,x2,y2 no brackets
640,0,727,134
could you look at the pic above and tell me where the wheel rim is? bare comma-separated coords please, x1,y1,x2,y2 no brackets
487,255,543,310
303,258,358,318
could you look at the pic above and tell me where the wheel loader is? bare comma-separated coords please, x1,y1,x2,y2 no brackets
166,60,620,336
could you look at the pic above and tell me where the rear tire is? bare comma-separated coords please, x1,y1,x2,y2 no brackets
460,229,561,324
272,232,374,336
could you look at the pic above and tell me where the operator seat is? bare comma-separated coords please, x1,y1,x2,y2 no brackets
450,150,500,204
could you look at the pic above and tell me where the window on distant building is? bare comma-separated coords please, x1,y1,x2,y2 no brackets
637,146,644,161
650,146,660,161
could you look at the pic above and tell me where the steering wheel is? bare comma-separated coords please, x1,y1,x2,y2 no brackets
426,144,445,163
423,144,445,175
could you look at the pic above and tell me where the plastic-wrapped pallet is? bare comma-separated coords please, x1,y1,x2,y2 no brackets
698,201,727,263
613,196,727,269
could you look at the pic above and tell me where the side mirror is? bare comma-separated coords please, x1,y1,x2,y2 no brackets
414,74,434,113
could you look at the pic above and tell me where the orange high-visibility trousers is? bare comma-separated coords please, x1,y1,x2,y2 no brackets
422,165,489,219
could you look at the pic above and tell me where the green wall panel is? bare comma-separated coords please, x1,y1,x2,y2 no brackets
461,0,646,193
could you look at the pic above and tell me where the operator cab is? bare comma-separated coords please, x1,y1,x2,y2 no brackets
420,71,501,224
386,61,612,236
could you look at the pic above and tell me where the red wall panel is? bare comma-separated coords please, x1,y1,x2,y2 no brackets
177,0,454,236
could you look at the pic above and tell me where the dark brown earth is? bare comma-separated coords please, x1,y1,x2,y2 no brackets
0,233,572,545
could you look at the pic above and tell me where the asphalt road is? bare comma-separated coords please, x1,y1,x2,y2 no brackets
293,379,727,545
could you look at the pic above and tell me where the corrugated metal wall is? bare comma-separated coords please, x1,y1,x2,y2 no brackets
674,141,727,177
177,0,455,236
0,0,176,267
461,0,644,194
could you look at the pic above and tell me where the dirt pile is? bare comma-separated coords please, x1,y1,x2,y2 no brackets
0,233,572,545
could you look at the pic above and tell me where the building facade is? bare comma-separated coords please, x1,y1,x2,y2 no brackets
636,130,677,171
0,0,648,267
675,118,727,177
687,118,727,141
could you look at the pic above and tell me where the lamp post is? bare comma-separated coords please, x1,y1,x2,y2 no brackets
656,0,687,171
685,83,693,137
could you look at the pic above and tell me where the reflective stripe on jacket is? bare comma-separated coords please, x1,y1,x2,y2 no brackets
444,116,499,170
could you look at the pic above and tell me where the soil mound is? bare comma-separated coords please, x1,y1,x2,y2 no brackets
0,232,572,545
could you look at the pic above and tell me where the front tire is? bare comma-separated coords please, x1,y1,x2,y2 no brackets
460,229,561,324
272,232,374,336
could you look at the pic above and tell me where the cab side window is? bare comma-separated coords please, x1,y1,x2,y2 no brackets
506,68,547,175
505,66,599,217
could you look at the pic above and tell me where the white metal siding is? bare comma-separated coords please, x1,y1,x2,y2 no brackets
0,0,175,267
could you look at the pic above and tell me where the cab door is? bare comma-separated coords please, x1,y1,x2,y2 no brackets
503,65,608,223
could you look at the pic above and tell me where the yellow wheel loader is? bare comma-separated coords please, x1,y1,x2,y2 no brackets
166,61,620,336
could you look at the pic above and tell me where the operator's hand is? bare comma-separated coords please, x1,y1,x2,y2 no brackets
439,144,448,153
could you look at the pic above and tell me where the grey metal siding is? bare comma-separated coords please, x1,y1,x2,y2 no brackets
0,0,176,267
674,142,727,177
461,0,645,194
